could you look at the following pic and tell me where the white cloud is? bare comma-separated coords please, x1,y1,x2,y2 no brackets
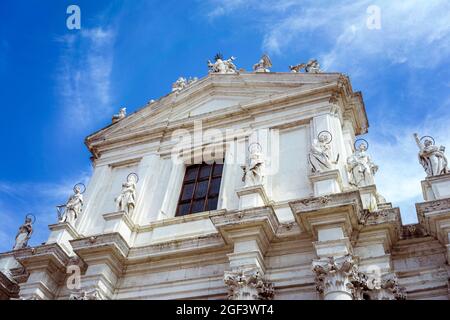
55,27,116,133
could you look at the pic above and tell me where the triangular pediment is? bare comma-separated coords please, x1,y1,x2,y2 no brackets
86,72,361,153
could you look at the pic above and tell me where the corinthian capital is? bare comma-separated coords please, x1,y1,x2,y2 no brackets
367,273,407,300
224,268,274,300
312,254,365,300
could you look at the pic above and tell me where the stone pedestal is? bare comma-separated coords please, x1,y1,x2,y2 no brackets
309,169,342,197
236,185,270,210
421,173,450,201
359,184,378,211
47,222,80,256
103,211,135,245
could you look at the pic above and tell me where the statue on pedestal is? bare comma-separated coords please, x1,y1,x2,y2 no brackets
58,183,85,225
253,54,272,73
414,133,448,177
242,143,264,187
308,131,338,173
115,173,138,217
347,139,378,187
208,53,238,74
13,214,34,250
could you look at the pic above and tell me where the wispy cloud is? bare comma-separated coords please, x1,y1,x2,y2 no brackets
204,0,450,72
56,27,116,133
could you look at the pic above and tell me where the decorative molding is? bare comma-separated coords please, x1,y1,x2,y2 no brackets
69,289,103,300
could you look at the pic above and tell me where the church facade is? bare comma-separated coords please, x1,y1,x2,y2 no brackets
1,56,450,300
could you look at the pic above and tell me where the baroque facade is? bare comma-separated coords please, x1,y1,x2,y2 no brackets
1,56,450,300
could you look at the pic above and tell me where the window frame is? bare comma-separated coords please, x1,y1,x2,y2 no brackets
175,161,224,217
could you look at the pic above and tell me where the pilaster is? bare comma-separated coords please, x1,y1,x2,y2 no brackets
70,232,130,300
210,207,278,300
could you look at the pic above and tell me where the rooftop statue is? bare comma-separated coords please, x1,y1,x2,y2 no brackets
253,54,272,73
242,143,265,187
13,214,34,250
208,53,238,74
289,59,322,73
305,59,322,73
172,76,198,92
112,108,126,123
57,183,85,225
347,139,378,187
115,173,138,217
414,133,448,177
308,131,338,173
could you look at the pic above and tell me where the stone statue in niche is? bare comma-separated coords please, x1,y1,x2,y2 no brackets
347,139,378,187
208,53,238,74
112,107,126,123
242,143,264,187
115,173,138,217
58,183,85,225
308,131,338,173
13,214,34,250
253,54,272,73
414,133,448,177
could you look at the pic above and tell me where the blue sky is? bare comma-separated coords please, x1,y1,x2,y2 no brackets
0,0,449,252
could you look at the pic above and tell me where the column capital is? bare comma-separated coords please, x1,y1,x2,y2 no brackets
224,267,274,300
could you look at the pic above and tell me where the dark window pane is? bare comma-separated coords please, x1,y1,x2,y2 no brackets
181,183,194,201
213,164,224,177
209,178,221,196
177,203,191,216
199,165,211,179
191,199,205,213
207,197,218,211
195,180,209,198
184,166,199,181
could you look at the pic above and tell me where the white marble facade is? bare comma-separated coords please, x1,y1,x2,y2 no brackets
1,70,450,301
